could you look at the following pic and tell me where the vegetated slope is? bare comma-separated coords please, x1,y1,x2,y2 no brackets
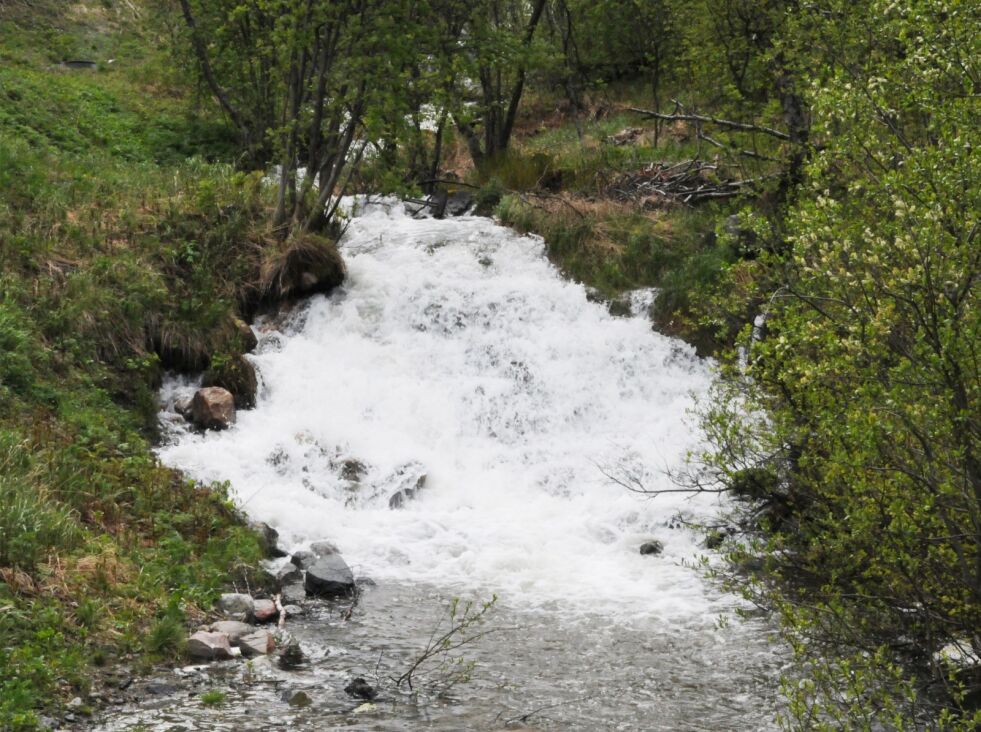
0,5,270,728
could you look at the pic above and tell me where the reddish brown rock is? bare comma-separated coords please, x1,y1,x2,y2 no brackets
191,387,236,430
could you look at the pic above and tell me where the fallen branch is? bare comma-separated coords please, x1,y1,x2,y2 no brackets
628,104,791,142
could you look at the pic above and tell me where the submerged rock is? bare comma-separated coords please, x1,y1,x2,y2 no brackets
639,540,664,556
277,637,306,670
344,677,377,701
305,554,355,598
281,689,312,707
186,631,233,660
191,387,236,430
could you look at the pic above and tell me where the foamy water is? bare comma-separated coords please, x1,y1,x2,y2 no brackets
130,198,788,731
158,198,737,622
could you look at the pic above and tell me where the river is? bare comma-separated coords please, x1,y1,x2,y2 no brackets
99,198,785,730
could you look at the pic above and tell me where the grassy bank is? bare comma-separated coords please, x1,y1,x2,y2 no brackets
0,5,282,728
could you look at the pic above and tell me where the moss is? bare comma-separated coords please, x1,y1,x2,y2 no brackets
202,355,258,410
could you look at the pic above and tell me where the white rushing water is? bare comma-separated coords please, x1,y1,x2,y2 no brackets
159,198,733,623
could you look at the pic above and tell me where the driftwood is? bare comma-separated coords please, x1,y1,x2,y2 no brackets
627,102,791,142
607,159,765,207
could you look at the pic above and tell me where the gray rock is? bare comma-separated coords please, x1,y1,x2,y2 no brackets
276,564,303,586
304,554,355,598
239,630,275,658
209,620,254,644
253,598,279,623
639,540,664,556
290,550,316,569
217,593,254,621
282,604,304,617
310,540,339,557
281,582,306,606
191,387,236,430
186,631,233,660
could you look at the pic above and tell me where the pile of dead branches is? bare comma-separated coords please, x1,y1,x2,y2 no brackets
606,159,753,207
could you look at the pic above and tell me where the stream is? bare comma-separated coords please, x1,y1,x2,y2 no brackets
99,198,785,730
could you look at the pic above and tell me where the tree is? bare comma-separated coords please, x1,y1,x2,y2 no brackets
177,0,425,239
697,0,981,724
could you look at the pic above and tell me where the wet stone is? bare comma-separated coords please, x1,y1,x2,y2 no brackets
186,631,233,660
290,550,316,569
639,540,664,556
239,630,275,658
304,554,355,598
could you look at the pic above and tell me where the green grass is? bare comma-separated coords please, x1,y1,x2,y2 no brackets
0,5,274,729
200,690,227,706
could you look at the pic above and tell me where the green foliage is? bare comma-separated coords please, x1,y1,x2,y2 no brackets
200,690,227,706
696,0,981,725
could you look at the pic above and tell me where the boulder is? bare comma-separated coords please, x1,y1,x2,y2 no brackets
186,631,233,660
239,629,275,658
310,540,339,557
253,599,279,623
282,604,304,618
202,356,258,410
304,554,355,598
639,540,664,556
209,620,254,644
191,387,236,430
344,677,377,701
290,550,316,569
217,593,254,621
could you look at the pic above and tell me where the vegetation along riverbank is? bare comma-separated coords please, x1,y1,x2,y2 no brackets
1,0,978,729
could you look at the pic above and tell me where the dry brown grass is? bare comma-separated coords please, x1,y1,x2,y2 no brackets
258,234,346,301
